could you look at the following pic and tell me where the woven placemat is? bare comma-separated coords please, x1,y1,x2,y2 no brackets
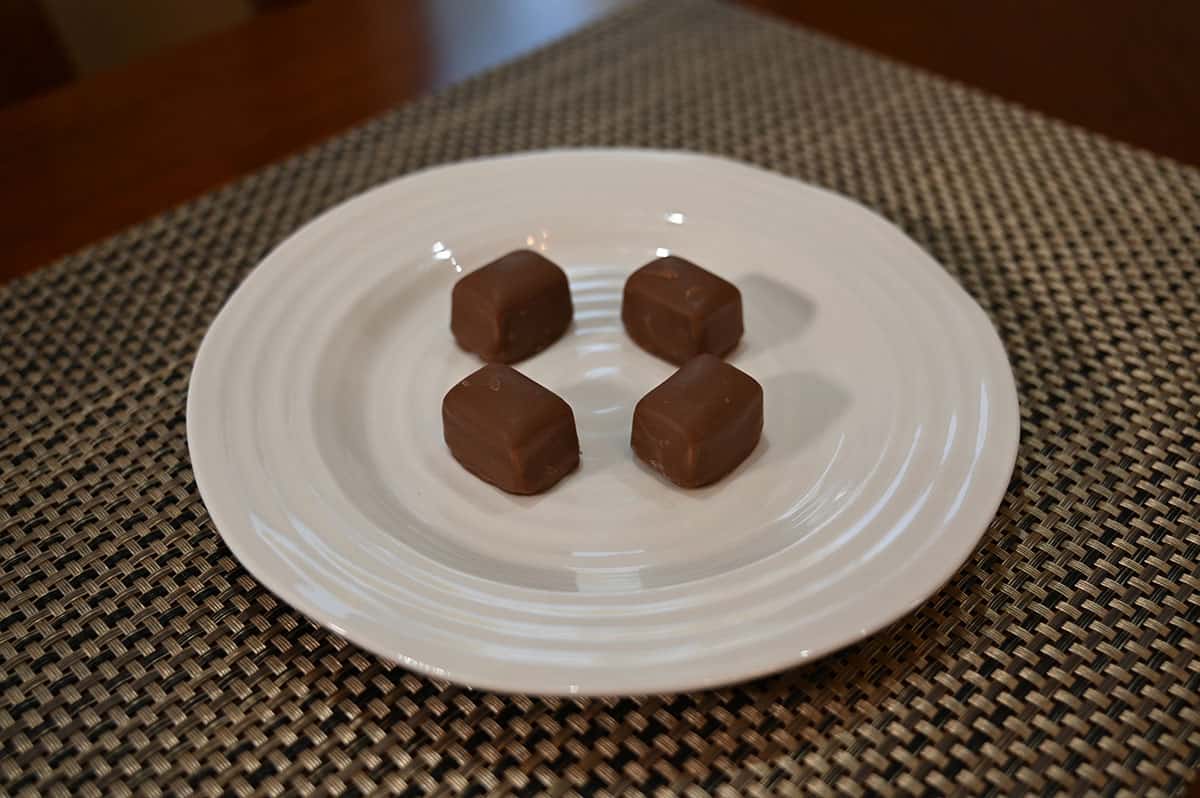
2,1,1198,795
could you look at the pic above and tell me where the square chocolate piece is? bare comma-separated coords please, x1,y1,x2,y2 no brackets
621,255,743,365
631,354,763,488
451,249,573,363
442,364,580,494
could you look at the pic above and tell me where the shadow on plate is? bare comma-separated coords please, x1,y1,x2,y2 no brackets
735,273,818,359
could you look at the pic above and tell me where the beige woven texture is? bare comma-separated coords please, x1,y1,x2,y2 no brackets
2,2,1198,795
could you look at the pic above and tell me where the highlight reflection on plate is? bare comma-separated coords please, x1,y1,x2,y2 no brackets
187,149,1019,695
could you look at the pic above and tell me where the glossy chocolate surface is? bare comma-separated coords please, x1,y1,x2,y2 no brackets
451,249,573,363
621,255,743,365
442,364,580,494
631,354,763,488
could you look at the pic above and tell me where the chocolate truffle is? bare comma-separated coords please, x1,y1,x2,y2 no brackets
631,354,763,488
442,364,580,494
451,250,573,364
621,256,743,365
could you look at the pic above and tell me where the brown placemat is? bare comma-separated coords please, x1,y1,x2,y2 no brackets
2,1,1198,794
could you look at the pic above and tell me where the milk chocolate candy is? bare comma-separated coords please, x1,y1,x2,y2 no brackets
442,364,580,494
621,256,743,365
631,354,763,488
451,250,573,363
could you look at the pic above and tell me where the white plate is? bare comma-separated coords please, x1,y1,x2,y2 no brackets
188,149,1019,696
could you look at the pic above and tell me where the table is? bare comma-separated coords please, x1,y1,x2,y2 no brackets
2,1,1198,794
